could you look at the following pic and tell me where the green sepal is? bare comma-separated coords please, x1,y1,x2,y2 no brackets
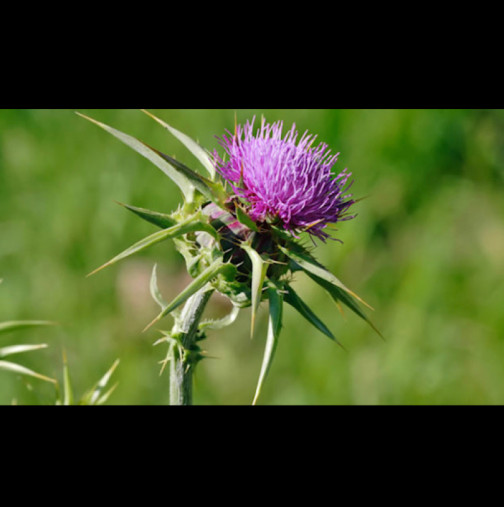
116,201,177,229
88,215,219,276
144,259,237,332
142,109,216,180
76,112,195,202
252,284,283,405
283,284,340,345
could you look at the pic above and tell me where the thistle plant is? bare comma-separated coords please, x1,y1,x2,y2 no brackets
79,111,380,405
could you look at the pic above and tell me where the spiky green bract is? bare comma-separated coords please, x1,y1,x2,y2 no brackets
82,111,378,405
252,283,283,405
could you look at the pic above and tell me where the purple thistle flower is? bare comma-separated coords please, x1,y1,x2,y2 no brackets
214,117,356,241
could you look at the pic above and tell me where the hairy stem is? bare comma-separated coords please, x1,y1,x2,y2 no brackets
169,288,213,405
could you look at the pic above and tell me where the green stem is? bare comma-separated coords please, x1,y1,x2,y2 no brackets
169,288,213,406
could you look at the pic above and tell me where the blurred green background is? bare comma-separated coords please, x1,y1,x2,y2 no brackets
1,109,503,405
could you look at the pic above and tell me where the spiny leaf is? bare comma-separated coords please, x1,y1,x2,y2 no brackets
242,244,269,339
150,263,169,310
88,216,218,276
115,201,177,229
278,244,373,311
0,321,57,336
80,359,120,405
283,284,341,345
306,271,383,340
144,260,237,332
76,112,195,202
252,286,283,405
142,109,216,180
0,360,56,384
0,343,48,359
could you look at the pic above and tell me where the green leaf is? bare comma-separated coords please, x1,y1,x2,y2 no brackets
76,112,195,202
0,360,57,384
0,343,48,359
305,271,383,339
0,320,56,336
142,110,216,180
150,263,168,310
242,244,269,338
235,204,259,232
252,285,283,405
88,216,218,276
116,201,177,229
283,284,340,344
278,244,373,311
80,359,120,405
144,260,237,332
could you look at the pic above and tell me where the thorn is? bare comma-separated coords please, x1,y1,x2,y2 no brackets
86,263,110,278
143,314,161,333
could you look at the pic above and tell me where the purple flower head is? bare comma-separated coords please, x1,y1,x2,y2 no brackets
214,117,356,241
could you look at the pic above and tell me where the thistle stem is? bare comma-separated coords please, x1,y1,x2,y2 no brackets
169,288,213,406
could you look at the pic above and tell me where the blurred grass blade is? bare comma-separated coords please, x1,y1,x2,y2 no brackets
76,112,195,202
144,260,236,332
142,110,216,180
96,382,119,405
242,244,268,339
283,284,340,344
0,343,48,359
279,245,373,311
306,272,383,339
252,286,283,405
235,204,259,232
199,304,240,331
116,201,177,229
0,320,56,336
150,263,168,310
88,217,218,276
0,360,56,384
81,359,120,405
62,349,74,406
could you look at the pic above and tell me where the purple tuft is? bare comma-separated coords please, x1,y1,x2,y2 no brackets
213,117,356,241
